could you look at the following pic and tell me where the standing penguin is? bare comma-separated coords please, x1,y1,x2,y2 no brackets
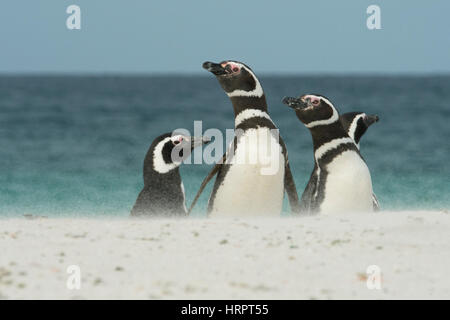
189,60,300,217
190,60,299,216
282,94,375,214
340,112,380,210
130,133,210,218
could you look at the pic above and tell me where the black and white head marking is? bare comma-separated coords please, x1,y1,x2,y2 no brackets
132,134,210,218
202,60,263,98
283,94,358,162
152,134,210,174
340,112,379,149
152,134,188,174
282,94,339,128
348,113,366,145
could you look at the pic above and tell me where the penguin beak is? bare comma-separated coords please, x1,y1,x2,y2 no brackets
190,136,211,150
364,114,379,127
202,61,227,76
282,96,309,110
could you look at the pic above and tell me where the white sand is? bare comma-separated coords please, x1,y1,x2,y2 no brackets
0,210,449,300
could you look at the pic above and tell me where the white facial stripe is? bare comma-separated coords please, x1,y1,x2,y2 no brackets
305,96,339,128
314,137,354,161
226,63,264,98
317,96,335,109
171,135,187,143
347,114,365,141
235,109,272,127
152,137,179,174
347,114,365,149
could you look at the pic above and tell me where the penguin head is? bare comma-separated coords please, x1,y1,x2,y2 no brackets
282,94,339,128
150,133,211,174
202,60,263,98
340,112,379,146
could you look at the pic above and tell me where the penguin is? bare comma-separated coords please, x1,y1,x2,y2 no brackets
339,112,379,149
188,60,300,217
282,94,375,214
130,133,210,218
340,112,380,210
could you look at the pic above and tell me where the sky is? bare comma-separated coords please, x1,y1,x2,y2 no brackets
0,0,449,74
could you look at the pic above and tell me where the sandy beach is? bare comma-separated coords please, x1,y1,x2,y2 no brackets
0,210,449,300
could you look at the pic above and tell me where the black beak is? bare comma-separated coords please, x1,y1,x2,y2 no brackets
364,114,379,127
190,136,211,150
202,61,227,76
282,96,309,110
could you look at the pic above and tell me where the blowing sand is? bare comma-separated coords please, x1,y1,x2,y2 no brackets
0,210,449,300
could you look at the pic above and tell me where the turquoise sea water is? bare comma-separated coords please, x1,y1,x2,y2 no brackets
0,75,449,217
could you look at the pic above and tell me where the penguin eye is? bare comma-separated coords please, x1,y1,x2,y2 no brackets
226,63,240,73
312,99,320,106
173,137,183,145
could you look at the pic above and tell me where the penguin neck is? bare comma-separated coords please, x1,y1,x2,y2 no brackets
230,95,268,119
144,163,181,187
309,121,349,152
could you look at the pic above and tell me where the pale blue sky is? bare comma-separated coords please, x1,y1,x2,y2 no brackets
1,0,449,74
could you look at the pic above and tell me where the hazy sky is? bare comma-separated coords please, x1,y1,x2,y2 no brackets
1,0,449,74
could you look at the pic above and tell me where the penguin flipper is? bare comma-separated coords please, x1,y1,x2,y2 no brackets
372,193,380,211
187,155,225,215
284,161,301,215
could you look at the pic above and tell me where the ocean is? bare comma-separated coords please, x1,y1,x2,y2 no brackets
0,75,448,217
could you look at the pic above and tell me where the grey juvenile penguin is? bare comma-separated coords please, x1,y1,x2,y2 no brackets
131,133,210,217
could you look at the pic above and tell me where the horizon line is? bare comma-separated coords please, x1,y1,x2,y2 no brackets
1,71,450,77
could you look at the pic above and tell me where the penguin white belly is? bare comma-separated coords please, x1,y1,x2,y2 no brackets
210,128,285,217
320,150,373,213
